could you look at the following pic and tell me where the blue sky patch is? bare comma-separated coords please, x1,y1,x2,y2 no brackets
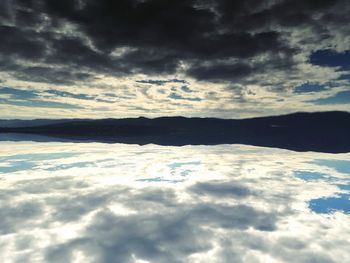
45,89,95,100
169,93,202,102
136,177,184,183
168,161,201,169
46,161,95,171
0,152,80,173
0,87,84,109
0,161,36,173
338,74,350,82
294,83,327,93
294,171,326,181
307,90,350,105
309,49,350,70
309,194,350,214
0,152,79,163
312,159,350,174
338,184,350,191
0,87,38,99
0,98,83,109
168,161,201,177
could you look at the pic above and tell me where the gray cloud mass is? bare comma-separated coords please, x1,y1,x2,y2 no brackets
0,0,349,85
0,0,349,118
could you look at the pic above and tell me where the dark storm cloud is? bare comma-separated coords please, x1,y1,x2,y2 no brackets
0,25,47,59
217,0,336,30
310,49,350,70
0,0,349,84
187,62,254,81
14,66,94,85
46,37,114,71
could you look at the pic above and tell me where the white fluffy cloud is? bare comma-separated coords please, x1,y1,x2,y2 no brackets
0,142,349,262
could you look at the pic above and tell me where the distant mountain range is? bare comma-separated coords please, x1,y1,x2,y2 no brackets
1,111,349,153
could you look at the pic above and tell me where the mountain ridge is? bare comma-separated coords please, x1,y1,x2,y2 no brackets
1,111,349,153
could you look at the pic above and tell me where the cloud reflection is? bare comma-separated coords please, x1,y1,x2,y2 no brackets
0,142,349,262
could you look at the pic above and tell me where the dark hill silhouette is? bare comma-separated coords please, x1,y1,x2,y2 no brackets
0,111,349,153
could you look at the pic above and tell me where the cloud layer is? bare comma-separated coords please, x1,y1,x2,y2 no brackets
0,0,349,118
0,142,350,262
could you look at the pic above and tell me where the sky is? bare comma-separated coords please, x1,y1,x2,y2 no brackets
0,0,349,119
